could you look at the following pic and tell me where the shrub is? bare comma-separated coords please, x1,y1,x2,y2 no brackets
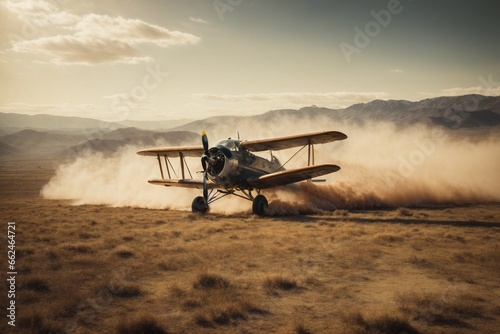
193,272,230,290
117,315,167,334
341,309,419,334
18,311,64,333
396,291,485,327
104,282,142,298
397,207,413,217
263,275,298,292
23,277,50,292
64,244,94,253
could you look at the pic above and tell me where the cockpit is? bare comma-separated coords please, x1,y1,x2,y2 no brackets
216,139,242,152
216,139,256,161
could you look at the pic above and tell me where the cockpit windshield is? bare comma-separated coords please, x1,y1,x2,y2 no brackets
216,139,241,152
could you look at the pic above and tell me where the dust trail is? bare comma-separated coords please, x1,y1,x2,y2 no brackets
41,145,197,210
41,118,500,214
265,121,500,214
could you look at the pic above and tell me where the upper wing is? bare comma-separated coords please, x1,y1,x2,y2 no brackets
147,178,218,189
241,131,347,152
247,164,340,189
137,146,204,157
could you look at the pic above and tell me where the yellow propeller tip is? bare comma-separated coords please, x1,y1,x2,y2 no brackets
201,130,206,136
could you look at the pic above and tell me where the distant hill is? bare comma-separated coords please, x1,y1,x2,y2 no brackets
0,127,200,156
0,142,21,156
64,130,199,155
172,94,500,134
0,113,193,132
117,119,193,130
0,129,91,154
1,94,499,157
0,113,123,131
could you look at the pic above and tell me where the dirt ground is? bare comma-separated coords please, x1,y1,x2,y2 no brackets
0,156,499,334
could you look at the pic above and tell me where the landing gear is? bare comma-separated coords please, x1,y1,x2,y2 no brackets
191,191,268,216
252,194,268,216
192,196,209,214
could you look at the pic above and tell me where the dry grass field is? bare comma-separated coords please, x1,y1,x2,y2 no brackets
1,156,499,334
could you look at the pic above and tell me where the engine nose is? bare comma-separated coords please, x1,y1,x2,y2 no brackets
206,147,229,178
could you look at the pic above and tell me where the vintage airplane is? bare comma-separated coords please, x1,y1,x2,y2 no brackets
137,130,347,215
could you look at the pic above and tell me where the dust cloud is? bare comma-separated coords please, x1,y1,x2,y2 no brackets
41,116,500,214
41,145,197,211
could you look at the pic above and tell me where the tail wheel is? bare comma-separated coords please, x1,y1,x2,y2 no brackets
192,196,209,214
252,195,268,216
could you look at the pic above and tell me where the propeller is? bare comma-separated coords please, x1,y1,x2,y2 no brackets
201,130,209,203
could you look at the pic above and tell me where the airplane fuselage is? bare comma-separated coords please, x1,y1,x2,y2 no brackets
207,139,284,189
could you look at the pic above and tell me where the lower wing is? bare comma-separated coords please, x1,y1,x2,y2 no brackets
147,179,218,189
247,164,340,189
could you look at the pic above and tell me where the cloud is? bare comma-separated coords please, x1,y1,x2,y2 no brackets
440,86,500,97
191,92,390,109
3,0,200,65
390,69,403,73
189,17,208,24
3,0,79,27
13,35,153,65
0,102,100,117
75,14,200,47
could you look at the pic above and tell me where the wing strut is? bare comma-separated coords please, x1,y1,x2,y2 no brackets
275,144,307,172
307,141,315,166
179,152,185,179
156,153,193,180
164,156,171,178
157,154,164,179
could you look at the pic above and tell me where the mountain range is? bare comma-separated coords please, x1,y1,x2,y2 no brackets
1,94,499,156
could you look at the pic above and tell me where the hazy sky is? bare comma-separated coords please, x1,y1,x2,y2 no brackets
1,0,499,121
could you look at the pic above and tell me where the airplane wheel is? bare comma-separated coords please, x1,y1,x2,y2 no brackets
252,195,268,216
192,196,209,214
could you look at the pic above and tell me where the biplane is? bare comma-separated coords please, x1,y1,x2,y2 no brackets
137,130,347,215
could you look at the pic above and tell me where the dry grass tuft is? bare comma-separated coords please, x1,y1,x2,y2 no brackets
116,315,167,334
183,298,202,310
46,250,59,260
263,275,298,292
193,272,230,290
397,207,413,217
23,277,50,292
64,244,94,254
210,303,247,324
78,232,94,239
16,248,35,258
18,311,43,329
396,291,485,327
115,246,135,258
341,309,419,334
373,233,404,243
452,251,477,263
18,310,63,333
294,322,313,334
194,302,250,327
334,209,349,217
408,255,431,267
445,233,466,243
194,313,214,328
188,276,268,328
103,282,143,298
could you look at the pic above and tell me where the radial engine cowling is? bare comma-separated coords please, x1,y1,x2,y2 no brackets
205,146,239,188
